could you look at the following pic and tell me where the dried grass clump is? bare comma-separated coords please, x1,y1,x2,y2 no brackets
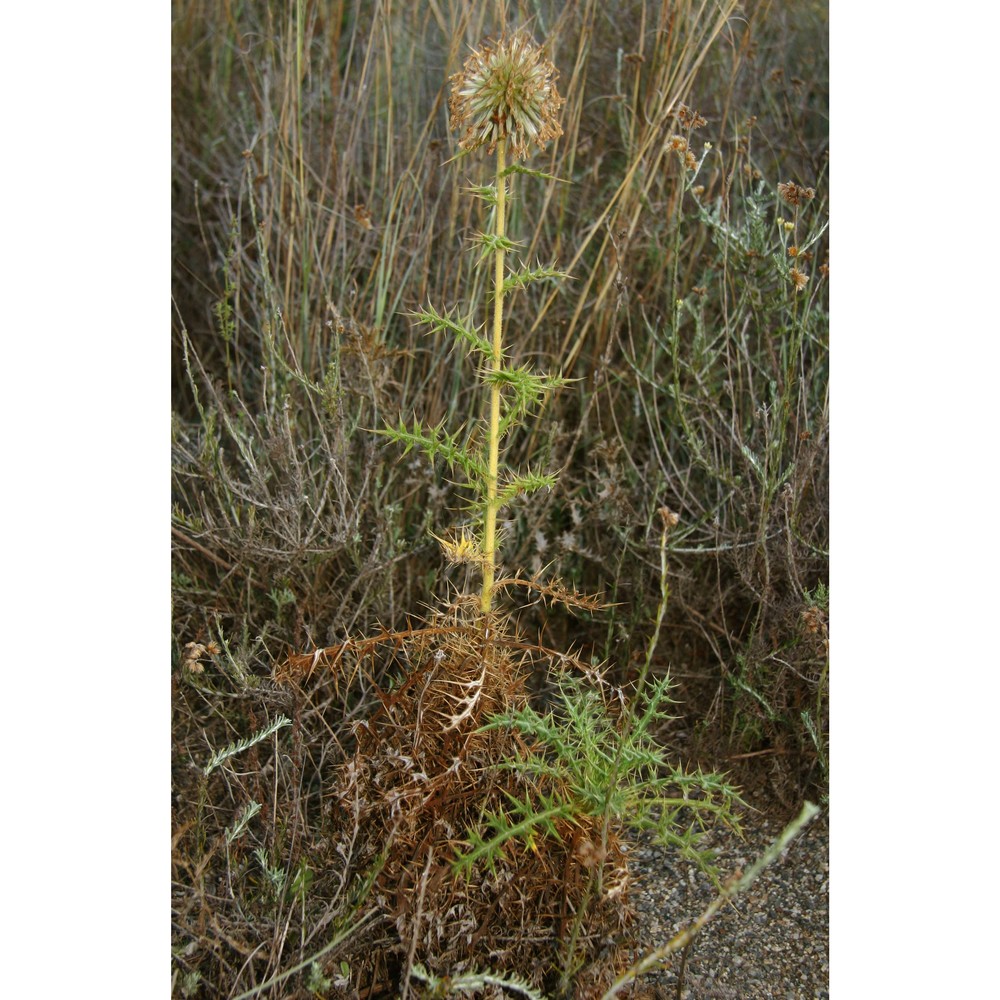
279,596,635,997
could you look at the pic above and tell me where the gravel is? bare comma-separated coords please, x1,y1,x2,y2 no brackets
623,809,829,999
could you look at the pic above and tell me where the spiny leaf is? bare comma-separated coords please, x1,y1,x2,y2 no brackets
492,367,569,436
500,163,571,184
463,183,499,207
471,230,523,262
502,264,571,295
453,795,576,878
410,303,492,358
377,418,488,482
483,363,567,399
495,470,558,507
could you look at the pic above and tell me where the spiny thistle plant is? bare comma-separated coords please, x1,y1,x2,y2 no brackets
173,4,829,996
275,29,743,997
383,28,567,614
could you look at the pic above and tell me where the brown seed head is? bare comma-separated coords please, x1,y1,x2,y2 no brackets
658,506,680,531
449,30,564,160
576,837,608,869
801,606,828,644
677,104,707,129
778,180,816,207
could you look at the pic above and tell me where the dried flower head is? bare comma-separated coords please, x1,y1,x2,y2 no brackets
183,641,207,673
658,506,680,531
801,606,826,635
777,180,816,206
449,30,564,159
677,104,707,129
789,266,809,291
576,837,608,869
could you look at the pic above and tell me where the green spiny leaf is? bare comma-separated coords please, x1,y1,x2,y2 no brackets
500,163,571,184
495,470,558,507
464,183,499,207
471,230,523,262
502,265,571,296
377,418,488,482
410,303,493,358
453,795,575,878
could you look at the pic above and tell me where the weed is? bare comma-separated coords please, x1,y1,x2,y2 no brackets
172,1,828,995
271,24,743,998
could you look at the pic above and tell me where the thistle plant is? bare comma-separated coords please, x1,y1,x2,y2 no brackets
384,29,567,613
281,29,747,996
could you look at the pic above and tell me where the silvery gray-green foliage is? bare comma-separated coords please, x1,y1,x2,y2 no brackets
202,715,291,776
409,961,547,999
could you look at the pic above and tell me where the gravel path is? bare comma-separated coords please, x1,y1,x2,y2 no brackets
625,809,829,999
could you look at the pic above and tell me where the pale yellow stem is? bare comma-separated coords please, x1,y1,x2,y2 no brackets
481,142,506,613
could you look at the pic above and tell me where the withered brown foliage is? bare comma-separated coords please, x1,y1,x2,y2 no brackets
279,595,634,997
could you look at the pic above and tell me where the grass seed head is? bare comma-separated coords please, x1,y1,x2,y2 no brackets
449,30,564,159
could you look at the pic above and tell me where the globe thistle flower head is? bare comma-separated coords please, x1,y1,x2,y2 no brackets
449,30,564,160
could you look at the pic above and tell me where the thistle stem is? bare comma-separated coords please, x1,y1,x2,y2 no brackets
481,142,506,613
